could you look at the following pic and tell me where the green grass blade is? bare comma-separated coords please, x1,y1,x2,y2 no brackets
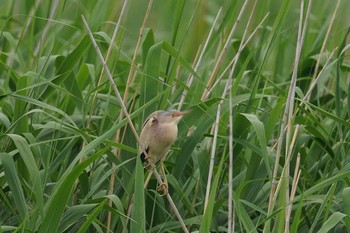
241,113,271,178
39,146,109,233
316,212,346,233
140,41,162,114
342,187,350,230
235,197,258,233
199,151,225,233
130,156,145,232
58,204,98,232
6,134,44,219
0,153,28,220
77,200,107,233
41,36,91,99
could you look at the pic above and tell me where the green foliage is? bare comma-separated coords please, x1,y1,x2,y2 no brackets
0,0,349,232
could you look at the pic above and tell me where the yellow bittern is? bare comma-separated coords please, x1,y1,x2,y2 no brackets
139,110,189,194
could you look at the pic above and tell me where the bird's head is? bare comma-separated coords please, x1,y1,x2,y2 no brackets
141,110,190,131
156,110,190,124
146,110,190,126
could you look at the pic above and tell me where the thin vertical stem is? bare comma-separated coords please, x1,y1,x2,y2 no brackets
228,1,258,229
109,1,153,230
178,7,223,110
204,0,260,211
228,64,234,233
207,12,269,98
307,0,340,102
284,1,312,232
33,0,60,57
201,0,250,101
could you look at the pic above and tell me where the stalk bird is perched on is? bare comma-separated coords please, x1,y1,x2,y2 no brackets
139,110,189,194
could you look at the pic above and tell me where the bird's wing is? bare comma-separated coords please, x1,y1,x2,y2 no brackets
141,111,160,129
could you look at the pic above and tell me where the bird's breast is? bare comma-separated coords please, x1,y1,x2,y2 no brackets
154,123,178,145
147,123,178,162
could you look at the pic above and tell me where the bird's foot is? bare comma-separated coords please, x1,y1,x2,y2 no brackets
157,182,168,196
143,157,154,170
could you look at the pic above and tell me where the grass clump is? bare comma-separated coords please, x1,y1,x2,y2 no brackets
0,0,349,232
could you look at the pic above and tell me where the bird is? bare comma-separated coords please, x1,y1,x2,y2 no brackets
139,109,189,194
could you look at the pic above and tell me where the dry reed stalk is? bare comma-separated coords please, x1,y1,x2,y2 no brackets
207,12,269,99
81,15,189,233
203,0,262,211
33,0,60,57
107,0,155,230
77,0,128,214
265,1,312,232
201,0,250,101
266,46,335,232
307,0,340,102
228,59,234,233
178,7,223,110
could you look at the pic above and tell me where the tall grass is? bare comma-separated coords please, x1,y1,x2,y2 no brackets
0,0,349,232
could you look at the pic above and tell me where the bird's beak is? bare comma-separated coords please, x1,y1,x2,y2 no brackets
172,110,190,123
173,110,191,117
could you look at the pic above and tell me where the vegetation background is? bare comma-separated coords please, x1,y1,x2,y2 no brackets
0,0,349,232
